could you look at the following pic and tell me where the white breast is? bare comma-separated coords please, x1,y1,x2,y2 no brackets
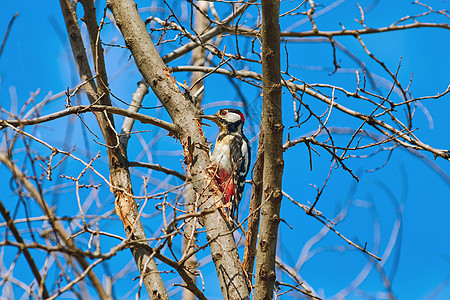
211,135,235,173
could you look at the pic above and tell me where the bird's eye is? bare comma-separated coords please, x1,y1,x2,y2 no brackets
220,110,227,116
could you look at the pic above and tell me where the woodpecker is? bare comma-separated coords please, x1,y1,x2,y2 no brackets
201,108,251,222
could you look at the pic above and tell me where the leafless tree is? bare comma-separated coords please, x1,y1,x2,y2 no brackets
1,0,450,299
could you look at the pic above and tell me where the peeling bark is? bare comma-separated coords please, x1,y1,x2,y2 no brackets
60,0,169,298
107,0,250,298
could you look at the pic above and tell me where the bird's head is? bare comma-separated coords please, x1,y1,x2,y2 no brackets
201,108,246,133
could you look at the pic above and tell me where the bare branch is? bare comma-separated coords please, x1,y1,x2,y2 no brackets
129,161,187,181
0,12,19,60
1,104,179,135
0,200,50,299
0,151,109,299
120,80,149,147
283,191,381,261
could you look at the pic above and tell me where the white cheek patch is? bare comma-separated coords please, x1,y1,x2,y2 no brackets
224,113,241,123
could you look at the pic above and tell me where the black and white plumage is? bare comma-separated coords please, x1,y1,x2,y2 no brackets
201,108,251,221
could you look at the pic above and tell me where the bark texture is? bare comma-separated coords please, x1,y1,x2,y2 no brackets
242,133,264,279
254,0,284,299
60,0,169,299
182,3,210,300
107,0,250,298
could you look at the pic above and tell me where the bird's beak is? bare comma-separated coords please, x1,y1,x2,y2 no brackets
200,114,220,124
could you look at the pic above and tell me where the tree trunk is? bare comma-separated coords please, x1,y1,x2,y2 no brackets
107,0,250,298
182,3,210,300
254,0,284,299
60,0,169,298
242,133,264,281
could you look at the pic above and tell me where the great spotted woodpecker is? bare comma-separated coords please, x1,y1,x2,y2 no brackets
201,108,251,222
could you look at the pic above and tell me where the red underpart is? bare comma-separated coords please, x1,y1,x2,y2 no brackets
215,168,234,204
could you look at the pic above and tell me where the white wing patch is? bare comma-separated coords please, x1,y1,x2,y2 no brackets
239,141,249,180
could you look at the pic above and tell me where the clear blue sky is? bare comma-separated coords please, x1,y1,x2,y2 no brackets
1,1,450,299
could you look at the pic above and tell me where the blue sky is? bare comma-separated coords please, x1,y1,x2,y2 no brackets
1,1,450,299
